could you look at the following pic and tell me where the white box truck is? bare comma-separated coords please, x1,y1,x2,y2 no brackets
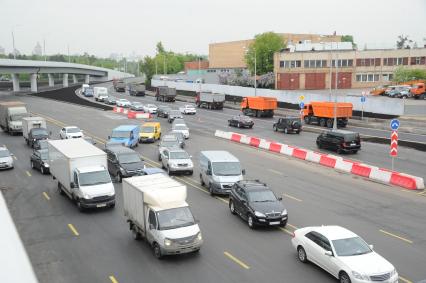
195,92,225,109
48,139,115,211
94,87,108,101
22,117,48,147
123,174,203,258
0,101,29,135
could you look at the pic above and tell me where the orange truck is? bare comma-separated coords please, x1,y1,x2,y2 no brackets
410,82,426,99
303,102,353,128
241,96,277,117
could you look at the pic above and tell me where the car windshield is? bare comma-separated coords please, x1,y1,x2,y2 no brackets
161,140,180,148
0,149,10,158
170,110,181,116
147,104,156,108
157,207,195,230
141,126,154,133
170,132,183,140
248,190,277,202
67,127,80,133
343,133,359,142
85,89,93,94
174,125,188,131
78,170,111,186
170,151,189,159
111,130,130,138
332,237,372,256
10,113,29,121
212,162,241,176
118,153,141,164
119,99,129,103
186,105,195,109
32,128,48,136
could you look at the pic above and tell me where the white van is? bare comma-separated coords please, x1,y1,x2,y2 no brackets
94,87,108,101
199,151,245,195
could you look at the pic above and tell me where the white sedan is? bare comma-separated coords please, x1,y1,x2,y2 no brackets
59,126,84,139
291,226,398,283
143,104,158,114
179,104,197,115
116,98,131,108
172,124,189,139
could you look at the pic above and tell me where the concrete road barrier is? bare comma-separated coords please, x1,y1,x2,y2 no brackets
112,107,152,119
215,130,425,190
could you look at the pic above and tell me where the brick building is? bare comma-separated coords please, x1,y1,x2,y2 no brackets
274,46,426,90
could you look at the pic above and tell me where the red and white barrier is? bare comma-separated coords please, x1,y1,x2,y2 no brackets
214,130,425,190
112,107,152,119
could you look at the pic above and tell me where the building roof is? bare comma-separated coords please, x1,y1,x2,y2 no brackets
113,125,139,132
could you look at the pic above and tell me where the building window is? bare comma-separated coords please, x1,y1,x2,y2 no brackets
396,58,403,65
282,60,301,68
357,73,380,82
280,61,284,68
356,74,362,82
348,59,353,67
374,74,379,81
368,74,373,82
416,57,421,65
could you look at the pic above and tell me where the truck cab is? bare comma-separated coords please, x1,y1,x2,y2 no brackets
28,128,49,148
107,125,140,148
0,101,29,135
411,83,426,99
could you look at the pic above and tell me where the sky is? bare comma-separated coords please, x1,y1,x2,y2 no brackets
0,0,425,59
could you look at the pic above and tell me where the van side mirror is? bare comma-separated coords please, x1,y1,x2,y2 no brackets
242,169,246,175
70,182,75,189
369,244,374,250
206,169,212,176
278,197,283,201
324,251,333,256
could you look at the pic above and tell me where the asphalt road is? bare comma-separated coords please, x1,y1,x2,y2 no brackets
1,92,426,283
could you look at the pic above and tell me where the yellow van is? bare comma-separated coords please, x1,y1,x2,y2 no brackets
139,122,161,143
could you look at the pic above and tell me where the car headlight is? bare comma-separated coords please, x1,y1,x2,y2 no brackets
196,232,202,241
281,209,287,216
390,269,397,277
254,211,266,218
352,271,369,281
83,193,92,199
43,162,50,168
164,238,172,246
108,192,115,197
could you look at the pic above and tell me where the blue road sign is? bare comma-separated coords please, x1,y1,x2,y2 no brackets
299,102,305,109
390,119,400,130
361,96,366,103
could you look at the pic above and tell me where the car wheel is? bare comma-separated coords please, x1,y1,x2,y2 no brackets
58,183,65,195
228,121,232,127
352,150,358,154
76,199,85,212
31,161,35,169
284,128,288,134
208,183,214,196
158,154,162,161
273,125,277,132
117,173,122,183
153,243,163,259
304,116,310,124
326,119,333,128
247,215,255,229
167,166,171,175
319,118,326,127
339,272,351,283
237,122,241,128
337,148,343,154
188,171,193,176
200,174,205,186
317,141,322,149
229,200,236,215
40,166,45,174
132,226,141,240
297,246,308,263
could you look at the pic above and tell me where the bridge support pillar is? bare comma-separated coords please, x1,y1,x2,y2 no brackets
85,74,90,84
63,74,69,87
48,74,54,87
11,74,20,92
30,74,38,92
72,75,78,84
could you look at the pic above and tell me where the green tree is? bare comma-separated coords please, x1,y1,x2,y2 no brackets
341,35,357,48
156,42,165,54
393,67,426,82
396,35,413,49
244,32,285,75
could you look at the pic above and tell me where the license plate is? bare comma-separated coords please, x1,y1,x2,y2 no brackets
350,143,356,146
269,221,280,225
96,203,107,208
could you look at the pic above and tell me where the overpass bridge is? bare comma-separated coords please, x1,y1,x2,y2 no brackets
0,59,134,92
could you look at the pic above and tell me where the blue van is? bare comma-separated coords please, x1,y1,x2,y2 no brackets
107,125,140,148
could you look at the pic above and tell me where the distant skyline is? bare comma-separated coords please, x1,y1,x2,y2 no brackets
1,0,425,58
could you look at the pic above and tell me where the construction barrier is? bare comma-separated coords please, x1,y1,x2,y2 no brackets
112,107,152,119
214,130,425,190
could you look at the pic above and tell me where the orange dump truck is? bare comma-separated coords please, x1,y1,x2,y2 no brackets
303,102,353,128
410,82,426,99
241,96,278,117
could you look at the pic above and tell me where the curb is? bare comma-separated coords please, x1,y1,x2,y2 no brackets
214,130,424,190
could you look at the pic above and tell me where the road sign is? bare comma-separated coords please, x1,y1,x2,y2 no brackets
390,130,398,157
361,96,366,103
299,102,305,109
299,95,305,101
390,119,400,130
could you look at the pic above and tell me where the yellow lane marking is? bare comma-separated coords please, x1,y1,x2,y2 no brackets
42,192,50,200
399,276,413,283
67,224,80,236
379,229,413,244
417,191,425,196
215,196,229,204
287,223,298,230
109,276,119,283
279,227,294,236
223,251,250,270
13,156,17,160
268,168,283,175
283,193,302,202
25,171,32,177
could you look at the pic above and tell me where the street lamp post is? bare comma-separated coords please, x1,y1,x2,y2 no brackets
11,31,16,60
333,48,339,130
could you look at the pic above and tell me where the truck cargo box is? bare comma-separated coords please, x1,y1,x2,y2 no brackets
22,117,46,140
306,102,353,118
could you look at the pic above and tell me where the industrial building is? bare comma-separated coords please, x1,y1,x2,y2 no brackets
274,44,426,90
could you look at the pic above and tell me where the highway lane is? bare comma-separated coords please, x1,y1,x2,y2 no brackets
1,95,426,282
102,84,426,180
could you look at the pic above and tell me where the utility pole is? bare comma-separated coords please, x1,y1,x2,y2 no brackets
43,39,46,61
333,43,338,130
67,44,70,63
12,31,16,59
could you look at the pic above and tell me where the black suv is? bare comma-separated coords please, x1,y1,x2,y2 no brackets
105,145,145,182
273,117,302,134
28,128,50,148
168,110,183,123
229,180,288,229
316,130,361,154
